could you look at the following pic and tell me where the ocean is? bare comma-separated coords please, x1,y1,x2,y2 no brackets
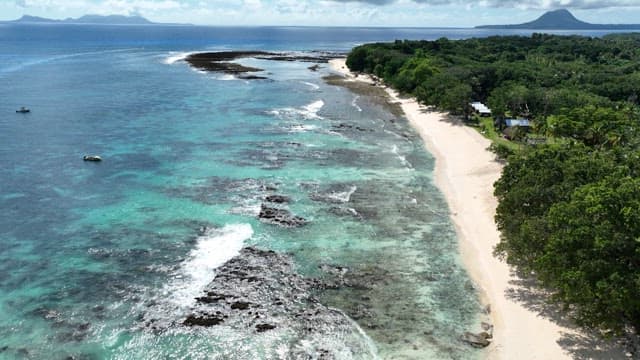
0,24,623,360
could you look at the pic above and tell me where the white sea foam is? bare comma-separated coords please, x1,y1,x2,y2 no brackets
324,186,357,203
351,96,363,112
288,124,319,133
332,307,380,360
217,74,238,81
303,100,325,118
391,145,413,169
267,100,326,133
163,51,192,65
0,48,135,76
164,224,253,308
302,81,320,91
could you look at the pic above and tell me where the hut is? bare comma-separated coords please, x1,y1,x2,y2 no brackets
470,102,492,117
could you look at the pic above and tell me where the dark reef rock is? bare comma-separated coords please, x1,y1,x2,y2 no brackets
183,314,225,327
173,246,375,357
193,61,263,74
238,75,269,80
264,195,290,204
262,184,278,192
186,52,268,74
187,51,272,62
184,51,343,78
332,123,372,133
461,331,492,348
230,301,252,310
258,204,307,227
255,323,277,332
318,263,391,291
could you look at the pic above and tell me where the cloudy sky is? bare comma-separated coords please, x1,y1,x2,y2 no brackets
3,0,640,27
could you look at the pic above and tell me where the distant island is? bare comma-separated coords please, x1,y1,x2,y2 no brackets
477,9,640,30
6,14,186,25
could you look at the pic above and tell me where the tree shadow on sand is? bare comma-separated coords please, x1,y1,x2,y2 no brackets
505,273,635,359
415,105,467,127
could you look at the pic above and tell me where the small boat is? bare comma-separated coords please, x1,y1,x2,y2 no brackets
83,155,102,162
16,107,30,113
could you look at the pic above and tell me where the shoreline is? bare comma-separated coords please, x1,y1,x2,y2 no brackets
328,58,631,359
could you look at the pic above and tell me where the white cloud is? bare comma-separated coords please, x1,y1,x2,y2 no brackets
8,0,640,26
14,0,185,14
329,0,640,9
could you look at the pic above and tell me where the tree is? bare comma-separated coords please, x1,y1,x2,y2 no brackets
494,144,619,269
441,83,472,115
546,105,636,148
539,176,640,332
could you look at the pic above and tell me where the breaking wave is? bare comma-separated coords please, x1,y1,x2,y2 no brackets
163,224,253,308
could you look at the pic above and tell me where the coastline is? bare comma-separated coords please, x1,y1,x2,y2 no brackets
328,58,630,359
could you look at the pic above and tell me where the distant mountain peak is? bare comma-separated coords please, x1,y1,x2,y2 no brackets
10,14,155,25
545,9,574,17
530,9,588,28
73,14,153,24
16,15,54,23
476,9,640,30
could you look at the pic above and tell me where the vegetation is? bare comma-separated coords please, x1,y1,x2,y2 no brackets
347,33,640,334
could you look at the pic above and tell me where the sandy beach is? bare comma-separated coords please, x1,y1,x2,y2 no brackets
329,58,631,359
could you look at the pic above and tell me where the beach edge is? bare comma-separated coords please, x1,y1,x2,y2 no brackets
326,57,608,360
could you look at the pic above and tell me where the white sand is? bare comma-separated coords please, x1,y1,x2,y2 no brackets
329,58,631,359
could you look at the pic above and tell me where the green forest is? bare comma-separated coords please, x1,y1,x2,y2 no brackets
346,33,640,334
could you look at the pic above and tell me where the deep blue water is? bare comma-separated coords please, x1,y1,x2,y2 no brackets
0,24,627,360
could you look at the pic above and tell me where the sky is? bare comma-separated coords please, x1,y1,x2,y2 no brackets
3,0,640,27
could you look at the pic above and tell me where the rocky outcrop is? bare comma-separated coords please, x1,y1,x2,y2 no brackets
461,322,493,348
185,51,268,74
258,204,307,227
332,123,373,133
184,51,343,78
178,247,375,357
264,195,290,204
461,331,491,348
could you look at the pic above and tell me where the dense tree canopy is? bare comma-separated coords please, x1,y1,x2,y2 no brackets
347,34,640,117
347,34,640,333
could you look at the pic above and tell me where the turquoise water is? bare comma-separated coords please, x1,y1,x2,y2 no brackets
3,24,621,359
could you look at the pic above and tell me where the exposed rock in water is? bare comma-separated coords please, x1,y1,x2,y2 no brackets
183,314,225,327
323,74,404,117
202,62,263,74
317,263,392,291
185,51,342,77
258,204,307,227
332,123,373,133
176,246,376,357
255,52,341,63
186,51,273,63
255,323,276,332
481,321,494,338
264,195,290,204
461,331,492,348
230,301,252,310
308,64,321,71
238,75,269,80
261,184,278,192
185,52,267,75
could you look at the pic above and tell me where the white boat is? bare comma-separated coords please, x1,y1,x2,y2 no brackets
83,155,102,162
